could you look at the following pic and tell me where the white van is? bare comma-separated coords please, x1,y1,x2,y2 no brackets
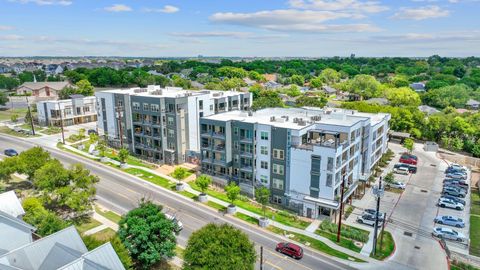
393,167,409,175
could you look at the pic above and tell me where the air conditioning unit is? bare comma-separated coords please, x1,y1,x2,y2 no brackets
270,116,276,122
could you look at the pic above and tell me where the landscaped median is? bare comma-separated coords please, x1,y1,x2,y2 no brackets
370,231,395,260
316,220,369,253
470,191,480,257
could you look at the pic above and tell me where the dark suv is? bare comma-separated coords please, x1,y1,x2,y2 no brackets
394,163,417,173
276,242,303,259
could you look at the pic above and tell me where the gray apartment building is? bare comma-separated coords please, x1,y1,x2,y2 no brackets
200,107,390,220
95,86,251,164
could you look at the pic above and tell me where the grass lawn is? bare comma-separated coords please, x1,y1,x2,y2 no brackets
190,182,310,229
0,108,28,121
370,231,395,260
316,230,362,253
234,212,259,225
206,201,226,212
75,218,102,234
90,228,117,242
470,215,480,256
0,126,41,137
41,126,62,135
471,192,480,216
104,149,155,169
317,220,370,244
175,246,185,260
451,260,480,270
123,167,172,188
178,190,197,200
95,206,122,224
268,226,365,262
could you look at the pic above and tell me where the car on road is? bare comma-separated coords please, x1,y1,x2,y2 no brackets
394,163,417,173
363,209,386,219
434,216,465,228
446,172,467,180
442,186,466,198
432,227,466,242
164,213,183,233
440,195,466,206
400,155,417,165
3,149,18,157
386,181,406,190
357,214,384,226
393,167,409,175
438,198,464,210
88,129,98,135
276,242,303,259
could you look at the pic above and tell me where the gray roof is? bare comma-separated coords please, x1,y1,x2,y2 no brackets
365,98,389,105
322,86,337,94
418,105,440,115
0,191,25,218
58,243,125,270
18,82,71,91
466,99,480,106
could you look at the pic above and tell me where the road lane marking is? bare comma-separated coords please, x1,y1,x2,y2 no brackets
264,249,313,270
264,260,282,270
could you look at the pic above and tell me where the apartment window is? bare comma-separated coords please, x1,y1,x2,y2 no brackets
199,100,203,110
117,100,123,107
261,161,268,169
327,157,334,171
168,129,174,138
234,142,239,150
210,104,213,111
260,146,268,155
261,131,269,140
273,164,284,175
273,149,284,160
64,108,72,115
143,103,149,111
167,142,175,150
84,106,90,112
326,174,333,187
234,127,239,135
272,195,282,204
151,104,159,112
260,175,268,184
167,117,174,125
234,155,239,163
133,102,140,110
272,178,284,190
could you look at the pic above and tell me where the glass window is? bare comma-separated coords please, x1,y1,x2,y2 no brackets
261,131,269,140
326,174,333,187
327,157,334,171
167,117,174,125
273,164,284,175
272,179,284,190
133,102,140,110
273,195,282,204
261,161,268,169
260,175,268,184
150,104,159,112
168,129,174,137
273,149,284,160
143,103,149,111
234,127,239,135
260,146,268,155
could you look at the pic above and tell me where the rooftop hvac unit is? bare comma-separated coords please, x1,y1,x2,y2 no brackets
134,89,147,93
281,115,289,121
270,116,276,122
298,120,307,126
151,90,163,95
293,118,298,123
248,111,253,116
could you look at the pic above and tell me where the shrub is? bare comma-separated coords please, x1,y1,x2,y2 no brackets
319,220,368,243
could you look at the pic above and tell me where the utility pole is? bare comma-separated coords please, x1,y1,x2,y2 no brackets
372,176,384,256
260,246,263,270
57,102,65,144
116,106,124,148
25,95,35,135
336,175,346,243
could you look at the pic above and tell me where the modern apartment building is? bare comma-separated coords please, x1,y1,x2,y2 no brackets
37,95,97,126
200,107,390,219
95,86,251,164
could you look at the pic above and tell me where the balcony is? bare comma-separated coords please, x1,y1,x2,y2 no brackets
212,132,225,139
239,164,253,172
201,143,212,149
213,159,227,166
239,137,253,143
239,151,253,157
213,144,225,152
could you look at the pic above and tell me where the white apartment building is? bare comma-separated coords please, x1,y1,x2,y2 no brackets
37,95,97,127
95,85,251,164
200,107,390,219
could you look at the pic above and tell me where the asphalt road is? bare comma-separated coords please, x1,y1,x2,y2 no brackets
0,134,359,270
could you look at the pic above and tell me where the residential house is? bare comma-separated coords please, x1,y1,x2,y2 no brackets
466,99,480,110
16,81,73,101
37,95,97,126
0,64,12,74
322,86,338,95
418,105,440,115
365,98,389,106
410,82,426,92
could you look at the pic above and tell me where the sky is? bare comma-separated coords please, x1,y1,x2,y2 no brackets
0,0,479,57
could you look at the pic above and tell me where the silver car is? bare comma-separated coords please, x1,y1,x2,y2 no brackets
432,227,466,242
434,216,465,228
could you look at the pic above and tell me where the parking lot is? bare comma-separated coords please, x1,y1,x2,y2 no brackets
348,142,472,270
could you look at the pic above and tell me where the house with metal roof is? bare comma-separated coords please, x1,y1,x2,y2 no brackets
0,191,25,218
466,99,480,110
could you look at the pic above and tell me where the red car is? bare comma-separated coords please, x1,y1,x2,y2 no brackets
400,155,417,165
276,242,303,259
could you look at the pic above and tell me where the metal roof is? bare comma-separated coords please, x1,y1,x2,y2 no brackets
0,191,25,218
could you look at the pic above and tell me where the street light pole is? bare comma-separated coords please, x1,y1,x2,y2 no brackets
25,95,35,135
372,176,384,256
260,246,263,270
336,175,346,243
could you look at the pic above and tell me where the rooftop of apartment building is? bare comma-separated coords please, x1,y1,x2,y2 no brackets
37,95,96,105
98,85,246,99
202,107,389,130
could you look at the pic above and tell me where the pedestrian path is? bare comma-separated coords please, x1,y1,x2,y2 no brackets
84,224,108,236
305,219,321,233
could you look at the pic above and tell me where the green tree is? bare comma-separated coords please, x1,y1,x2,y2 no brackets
309,77,323,88
0,156,19,182
384,87,421,107
285,85,301,97
225,182,240,207
338,74,382,99
251,90,284,110
384,172,395,184
118,148,129,164
58,87,77,99
255,186,270,219
195,174,212,195
16,147,51,180
0,91,8,106
248,70,265,82
172,167,188,184
290,74,305,86
403,138,414,152
78,128,86,139
22,197,67,236
118,201,176,269
172,74,192,89
89,132,98,145
96,140,107,157
319,68,340,84
75,79,95,96
216,66,248,78
295,95,328,108
183,223,256,270
10,113,18,123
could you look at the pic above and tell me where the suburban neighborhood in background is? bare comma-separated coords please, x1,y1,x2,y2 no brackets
1,0,480,270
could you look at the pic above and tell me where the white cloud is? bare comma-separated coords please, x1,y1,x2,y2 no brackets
0,35,24,41
170,31,289,40
104,4,132,12
370,31,480,43
143,5,180,13
210,9,380,33
8,0,72,5
289,0,389,13
0,26,14,31
392,5,449,20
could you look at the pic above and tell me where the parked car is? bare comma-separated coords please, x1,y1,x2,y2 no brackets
440,195,466,206
399,156,417,165
442,187,466,198
438,198,464,210
87,129,98,135
446,172,467,180
402,153,418,160
445,167,467,175
444,178,469,187
357,214,384,226
164,213,183,233
3,149,18,157
386,181,406,190
432,227,466,242
276,242,303,259
394,163,417,173
363,209,386,219
449,163,468,172
443,182,469,192
393,167,409,175
434,216,465,228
